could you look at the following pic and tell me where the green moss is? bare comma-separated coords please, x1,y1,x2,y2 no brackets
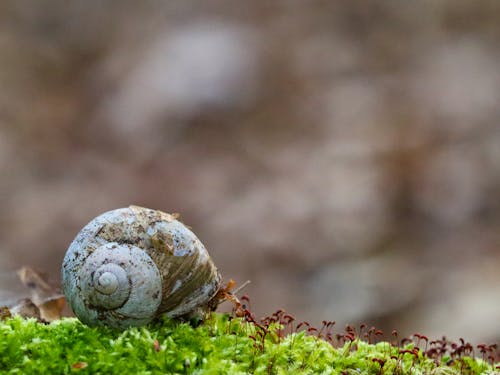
0,314,497,374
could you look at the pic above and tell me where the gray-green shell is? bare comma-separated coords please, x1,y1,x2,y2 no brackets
62,206,221,329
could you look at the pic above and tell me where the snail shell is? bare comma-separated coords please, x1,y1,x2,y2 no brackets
62,206,222,329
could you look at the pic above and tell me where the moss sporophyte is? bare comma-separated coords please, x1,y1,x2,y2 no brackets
0,311,498,374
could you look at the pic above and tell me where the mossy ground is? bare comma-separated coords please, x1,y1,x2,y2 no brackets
0,314,498,374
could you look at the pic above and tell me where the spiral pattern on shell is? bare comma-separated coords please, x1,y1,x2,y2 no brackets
62,206,222,329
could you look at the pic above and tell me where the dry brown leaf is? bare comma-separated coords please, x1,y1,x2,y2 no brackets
0,306,12,320
17,266,66,321
71,362,88,370
17,266,58,303
9,298,42,320
153,339,161,352
38,296,66,321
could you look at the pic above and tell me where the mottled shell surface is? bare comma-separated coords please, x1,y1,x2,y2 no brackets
62,206,221,329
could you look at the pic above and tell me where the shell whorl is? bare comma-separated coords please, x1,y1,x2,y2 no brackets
79,243,162,312
62,206,221,329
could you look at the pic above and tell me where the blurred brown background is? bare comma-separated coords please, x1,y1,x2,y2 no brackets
1,1,499,344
